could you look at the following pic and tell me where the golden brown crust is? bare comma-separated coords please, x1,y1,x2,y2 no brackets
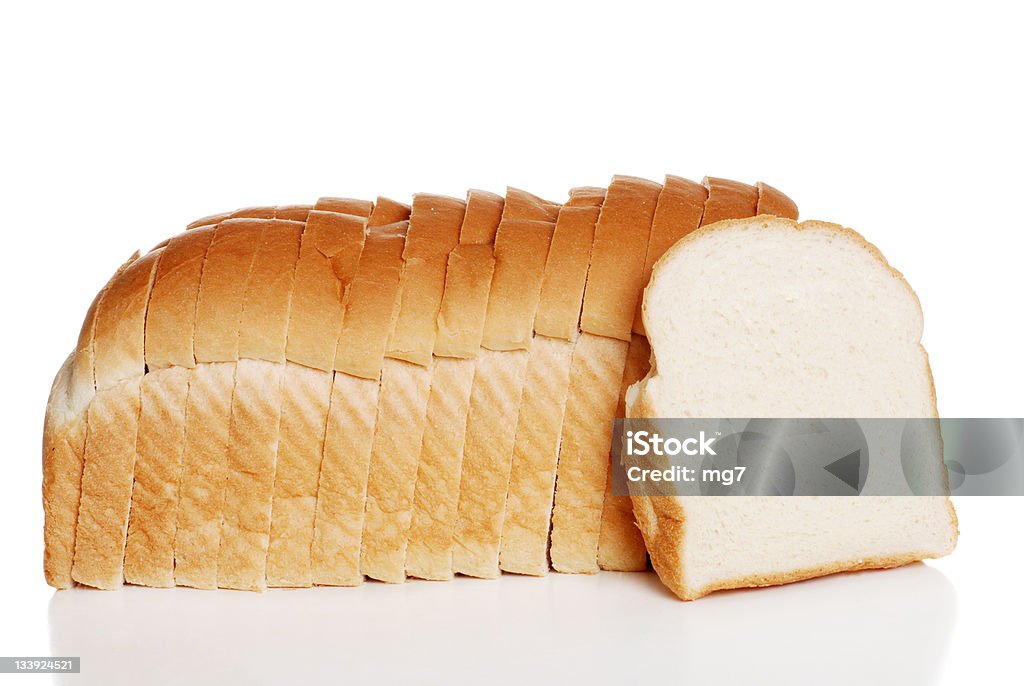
193,220,263,363
368,196,411,226
186,211,231,230
230,206,276,219
503,187,560,222
274,204,313,222
700,177,759,226
145,226,216,370
433,244,496,358
580,175,661,341
756,181,799,220
314,197,374,217
236,220,303,362
459,190,505,245
333,221,408,379
631,175,706,335
285,211,367,371
481,218,555,351
566,186,606,207
386,194,465,366
534,205,601,340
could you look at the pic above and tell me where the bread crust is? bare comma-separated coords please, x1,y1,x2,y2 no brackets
333,222,407,379
285,211,367,371
580,175,661,341
755,181,799,220
632,216,959,600
566,186,606,207
503,187,560,222
315,196,375,217
274,204,313,222
534,205,600,340
700,177,758,226
458,190,504,245
368,196,411,226
386,194,464,366
145,226,216,369
481,219,556,351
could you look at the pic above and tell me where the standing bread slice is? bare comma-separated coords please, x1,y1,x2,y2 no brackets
174,219,263,589
361,195,464,583
268,209,371,587
500,197,602,575
550,175,660,573
44,253,138,588
406,190,502,580
217,220,304,591
453,208,556,578
311,221,406,585
72,247,163,588
124,225,216,587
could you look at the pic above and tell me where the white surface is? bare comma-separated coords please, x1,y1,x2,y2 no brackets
1,1,1022,684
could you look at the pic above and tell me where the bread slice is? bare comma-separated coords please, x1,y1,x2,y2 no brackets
500,199,602,575
628,216,958,600
267,212,369,587
453,210,555,578
44,252,137,588
549,176,659,573
311,222,406,585
217,220,302,590
361,195,463,583
72,248,163,588
273,204,312,222
174,219,263,588
405,191,501,580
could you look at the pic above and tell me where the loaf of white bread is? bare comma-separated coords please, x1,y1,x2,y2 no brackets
44,176,952,597
627,216,958,599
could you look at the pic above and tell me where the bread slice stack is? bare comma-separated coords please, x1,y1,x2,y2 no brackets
43,176,800,591
627,216,958,600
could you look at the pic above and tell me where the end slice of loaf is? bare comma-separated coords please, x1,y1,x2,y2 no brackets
628,216,958,600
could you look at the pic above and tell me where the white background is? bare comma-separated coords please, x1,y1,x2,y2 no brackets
1,1,1022,684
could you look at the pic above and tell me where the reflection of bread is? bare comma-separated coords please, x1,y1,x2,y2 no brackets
628,216,958,600
42,176,794,591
